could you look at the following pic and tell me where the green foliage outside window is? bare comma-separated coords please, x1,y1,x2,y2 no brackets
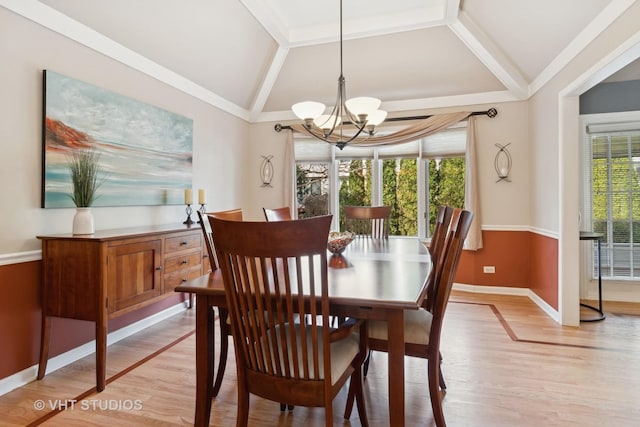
427,157,465,236
382,160,399,233
338,160,371,230
396,159,418,235
298,155,466,237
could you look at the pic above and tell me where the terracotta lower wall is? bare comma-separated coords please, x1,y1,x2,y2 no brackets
454,230,558,310
1,229,559,381
529,232,559,309
0,260,184,381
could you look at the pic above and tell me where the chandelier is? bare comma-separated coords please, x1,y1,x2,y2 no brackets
291,0,387,150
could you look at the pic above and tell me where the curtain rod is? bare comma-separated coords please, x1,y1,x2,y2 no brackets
274,107,497,132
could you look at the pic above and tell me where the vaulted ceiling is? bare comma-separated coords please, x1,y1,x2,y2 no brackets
5,0,638,123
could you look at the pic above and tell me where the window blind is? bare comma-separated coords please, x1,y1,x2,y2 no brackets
420,126,467,159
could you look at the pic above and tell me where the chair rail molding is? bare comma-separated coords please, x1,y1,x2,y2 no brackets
0,250,42,266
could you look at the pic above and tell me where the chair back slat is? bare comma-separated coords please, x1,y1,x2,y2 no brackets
197,210,216,270
344,205,391,239
424,205,455,312
210,215,333,382
429,206,455,264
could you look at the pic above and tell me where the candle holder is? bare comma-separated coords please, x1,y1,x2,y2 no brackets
197,204,206,223
183,204,195,225
494,143,512,182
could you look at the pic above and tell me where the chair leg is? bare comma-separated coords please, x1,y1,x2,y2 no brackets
428,355,446,427
352,369,369,427
237,382,250,427
439,351,446,390
212,308,230,397
324,398,334,427
363,349,372,377
343,378,356,419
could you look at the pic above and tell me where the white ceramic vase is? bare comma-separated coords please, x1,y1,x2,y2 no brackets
72,207,95,235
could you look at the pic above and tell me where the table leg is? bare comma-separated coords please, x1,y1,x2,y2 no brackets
194,295,215,427
387,310,405,426
96,320,107,392
580,238,606,322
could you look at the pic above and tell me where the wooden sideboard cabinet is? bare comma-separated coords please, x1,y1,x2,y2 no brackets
37,224,209,391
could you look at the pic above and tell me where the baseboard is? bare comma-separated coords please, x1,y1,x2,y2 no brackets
453,283,561,323
0,301,189,397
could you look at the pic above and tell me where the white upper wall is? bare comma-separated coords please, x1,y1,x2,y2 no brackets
530,0,640,234
0,7,249,254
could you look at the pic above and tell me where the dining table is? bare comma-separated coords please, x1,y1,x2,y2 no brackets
175,236,433,427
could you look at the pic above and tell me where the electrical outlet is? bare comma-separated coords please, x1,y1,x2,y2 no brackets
483,266,495,273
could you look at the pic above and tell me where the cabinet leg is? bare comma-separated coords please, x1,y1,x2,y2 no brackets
37,315,51,380
96,321,107,392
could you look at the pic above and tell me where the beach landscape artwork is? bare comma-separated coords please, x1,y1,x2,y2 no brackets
42,70,193,208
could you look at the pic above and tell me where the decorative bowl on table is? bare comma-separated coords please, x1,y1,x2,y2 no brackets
327,231,355,268
327,231,355,255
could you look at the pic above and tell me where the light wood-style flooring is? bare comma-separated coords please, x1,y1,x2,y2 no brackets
2,291,640,426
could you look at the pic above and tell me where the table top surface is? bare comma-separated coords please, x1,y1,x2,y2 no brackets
579,231,604,240
176,236,432,310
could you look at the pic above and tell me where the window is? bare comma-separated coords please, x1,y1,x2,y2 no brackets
296,162,329,218
425,157,465,236
293,123,468,236
582,113,640,280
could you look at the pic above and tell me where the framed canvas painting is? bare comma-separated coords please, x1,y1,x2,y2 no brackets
42,70,193,208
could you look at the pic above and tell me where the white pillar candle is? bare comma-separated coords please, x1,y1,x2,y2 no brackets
184,188,193,205
198,189,206,205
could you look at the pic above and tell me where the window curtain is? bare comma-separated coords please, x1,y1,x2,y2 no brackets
283,130,298,218
290,111,471,147
464,116,482,250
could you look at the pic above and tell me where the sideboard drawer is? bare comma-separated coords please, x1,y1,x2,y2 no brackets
164,251,202,273
165,232,202,253
164,266,202,292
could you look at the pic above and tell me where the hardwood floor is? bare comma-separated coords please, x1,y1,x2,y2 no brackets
2,291,640,426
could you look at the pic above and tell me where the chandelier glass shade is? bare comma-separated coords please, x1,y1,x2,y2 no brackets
291,0,387,149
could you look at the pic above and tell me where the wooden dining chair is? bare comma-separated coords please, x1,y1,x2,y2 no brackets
196,209,243,398
203,208,296,412
345,208,474,427
263,206,292,221
210,215,369,427
344,205,391,238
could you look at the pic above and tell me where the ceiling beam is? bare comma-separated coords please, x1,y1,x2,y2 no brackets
249,46,289,122
449,10,529,100
530,0,637,96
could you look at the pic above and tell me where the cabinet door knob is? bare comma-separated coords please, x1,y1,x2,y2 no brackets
182,260,188,264
156,266,163,271
180,241,188,246
182,278,188,282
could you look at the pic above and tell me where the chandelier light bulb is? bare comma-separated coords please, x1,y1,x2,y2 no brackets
367,109,387,126
345,97,381,118
292,101,325,121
